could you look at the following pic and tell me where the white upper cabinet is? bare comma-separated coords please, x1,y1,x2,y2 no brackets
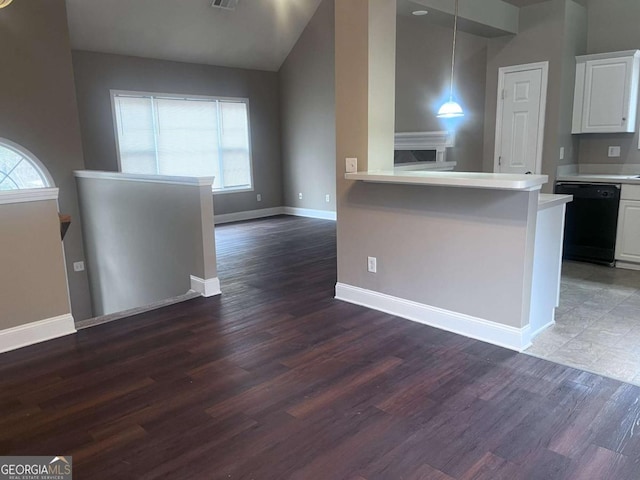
572,50,640,134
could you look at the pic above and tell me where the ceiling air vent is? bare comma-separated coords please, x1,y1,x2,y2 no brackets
211,0,238,10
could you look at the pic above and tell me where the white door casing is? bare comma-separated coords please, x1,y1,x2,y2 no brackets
494,62,549,175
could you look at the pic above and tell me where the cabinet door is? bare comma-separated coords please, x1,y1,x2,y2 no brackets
615,200,640,262
582,57,634,133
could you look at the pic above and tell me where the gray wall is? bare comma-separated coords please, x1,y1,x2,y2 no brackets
395,15,488,172
72,51,283,215
483,0,567,191
577,0,640,167
0,198,71,330
557,0,588,168
587,0,640,55
339,184,538,328
76,174,217,316
279,0,336,211
0,0,92,320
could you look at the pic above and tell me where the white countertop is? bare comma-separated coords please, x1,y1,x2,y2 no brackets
557,174,640,184
345,170,548,191
538,193,572,211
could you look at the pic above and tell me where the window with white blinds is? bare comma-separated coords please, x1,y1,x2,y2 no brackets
112,92,253,192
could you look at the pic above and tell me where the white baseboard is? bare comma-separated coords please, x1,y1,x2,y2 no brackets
76,291,200,330
335,283,532,352
214,207,284,225
283,207,336,221
190,275,221,297
616,261,640,271
0,313,76,354
214,206,337,224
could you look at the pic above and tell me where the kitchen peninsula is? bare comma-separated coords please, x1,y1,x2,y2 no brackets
336,170,571,352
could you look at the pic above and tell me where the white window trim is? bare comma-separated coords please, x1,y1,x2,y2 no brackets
109,89,254,195
0,137,55,188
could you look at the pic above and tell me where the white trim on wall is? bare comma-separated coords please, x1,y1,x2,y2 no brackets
214,207,337,224
76,291,200,330
335,283,533,352
0,314,76,354
190,276,221,297
74,170,214,187
283,207,337,221
214,207,284,224
0,188,59,205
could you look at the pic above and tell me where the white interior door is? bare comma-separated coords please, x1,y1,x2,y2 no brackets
494,62,548,174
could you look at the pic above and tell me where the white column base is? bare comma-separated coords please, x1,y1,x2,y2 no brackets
190,275,222,297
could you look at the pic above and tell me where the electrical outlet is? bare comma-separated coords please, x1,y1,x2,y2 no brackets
367,256,377,273
346,157,358,173
559,147,565,160
608,146,621,158
73,261,85,272
298,192,303,200
257,194,262,202
325,194,330,203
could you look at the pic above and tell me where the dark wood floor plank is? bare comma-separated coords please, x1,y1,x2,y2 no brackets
286,356,403,419
1,216,640,479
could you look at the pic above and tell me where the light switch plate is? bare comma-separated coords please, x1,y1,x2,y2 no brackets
346,158,358,173
559,147,565,160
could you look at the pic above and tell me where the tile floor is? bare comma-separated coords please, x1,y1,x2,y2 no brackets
526,260,640,385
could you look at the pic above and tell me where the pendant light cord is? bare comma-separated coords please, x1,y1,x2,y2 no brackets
449,0,459,101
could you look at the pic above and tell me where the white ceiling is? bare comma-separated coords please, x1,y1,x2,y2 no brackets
65,0,323,72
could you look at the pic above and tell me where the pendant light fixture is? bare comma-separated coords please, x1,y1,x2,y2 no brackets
437,0,464,118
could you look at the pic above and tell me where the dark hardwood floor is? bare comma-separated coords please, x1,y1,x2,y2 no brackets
2,215,640,479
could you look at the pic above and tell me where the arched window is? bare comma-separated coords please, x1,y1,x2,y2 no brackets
0,138,54,190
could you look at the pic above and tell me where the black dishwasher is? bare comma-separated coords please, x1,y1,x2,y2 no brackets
555,182,621,265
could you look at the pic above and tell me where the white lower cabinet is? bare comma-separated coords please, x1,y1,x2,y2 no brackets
616,185,640,265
